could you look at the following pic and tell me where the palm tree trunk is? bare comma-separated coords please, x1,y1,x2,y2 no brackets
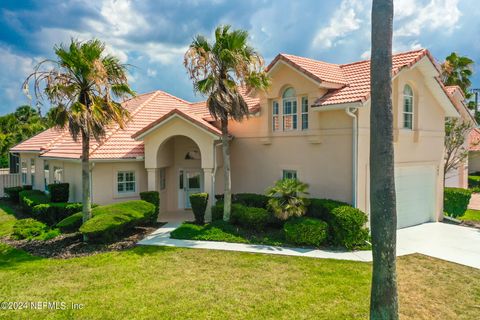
370,0,398,319
81,130,92,241
221,118,232,221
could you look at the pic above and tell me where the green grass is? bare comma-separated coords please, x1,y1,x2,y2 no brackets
0,200,19,237
0,244,478,319
171,220,287,246
459,209,480,222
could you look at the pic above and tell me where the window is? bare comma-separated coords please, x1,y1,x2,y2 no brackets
179,170,184,189
403,84,414,129
282,170,297,180
272,101,280,131
160,168,166,190
44,160,49,191
117,171,136,193
21,159,27,184
283,87,297,130
30,158,35,187
53,167,63,183
301,97,309,130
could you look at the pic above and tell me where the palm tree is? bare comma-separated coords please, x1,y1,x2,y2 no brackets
370,0,398,319
266,179,310,220
23,39,134,235
441,52,474,97
184,25,270,221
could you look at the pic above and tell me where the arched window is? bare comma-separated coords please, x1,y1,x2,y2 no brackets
403,84,414,129
282,87,297,130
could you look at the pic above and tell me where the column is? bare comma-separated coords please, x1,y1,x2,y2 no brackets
203,167,214,221
146,168,157,191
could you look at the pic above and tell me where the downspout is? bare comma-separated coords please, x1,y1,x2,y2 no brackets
211,141,223,204
345,107,358,207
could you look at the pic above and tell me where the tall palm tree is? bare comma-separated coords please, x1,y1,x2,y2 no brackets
184,25,269,221
24,39,134,234
441,52,474,97
370,0,398,319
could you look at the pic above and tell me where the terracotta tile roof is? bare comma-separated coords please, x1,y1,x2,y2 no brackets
267,53,347,85
314,49,432,106
14,88,258,160
470,128,480,151
445,85,465,99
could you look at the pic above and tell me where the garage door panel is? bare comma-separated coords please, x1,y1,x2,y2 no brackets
395,165,436,229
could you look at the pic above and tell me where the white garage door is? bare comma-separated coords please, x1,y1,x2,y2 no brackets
395,165,436,229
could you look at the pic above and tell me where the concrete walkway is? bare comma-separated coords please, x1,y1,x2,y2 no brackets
138,222,480,269
468,193,480,210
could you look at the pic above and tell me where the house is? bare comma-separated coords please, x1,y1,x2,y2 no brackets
444,85,477,188
10,49,460,228
469,128,480,173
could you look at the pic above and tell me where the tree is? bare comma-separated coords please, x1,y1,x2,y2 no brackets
184,25,270,221
24,39,134,237
266,178,310,220
441,52,474,98
444,118,474,179
370,0,398,319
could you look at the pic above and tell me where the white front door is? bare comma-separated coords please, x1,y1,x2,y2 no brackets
179,169,203,209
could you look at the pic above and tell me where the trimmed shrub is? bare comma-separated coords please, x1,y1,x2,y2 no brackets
4,185,32,203
231,204,271,231
48,183,70,202
140,191,160,222
284,217,329,247
56,212,84,233
211,203,224,221
444,187,473,218
234,193,270,208
12,218,59,241
330,206,369,250
307,198,349,221
190,193,209,225
79,200,155,243
32,202,83,225
468,175,480,189
19,190,49,213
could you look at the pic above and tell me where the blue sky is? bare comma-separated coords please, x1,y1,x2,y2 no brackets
0,0,479,115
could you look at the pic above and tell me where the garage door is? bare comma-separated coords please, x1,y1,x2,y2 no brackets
395,165,436,229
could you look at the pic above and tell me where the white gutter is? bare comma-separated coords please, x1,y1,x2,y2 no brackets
211,141,223,204
345,107,358,207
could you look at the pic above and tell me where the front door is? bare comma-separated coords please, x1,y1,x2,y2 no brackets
179,169,203,209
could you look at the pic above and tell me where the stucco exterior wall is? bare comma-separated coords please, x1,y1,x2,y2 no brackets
469,151,480,173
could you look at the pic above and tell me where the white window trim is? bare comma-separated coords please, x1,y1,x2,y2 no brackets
282,169,298,180
301,96,309,130
116,171,137,195
21,159,27,185
272,88,309,133
403,85,414,130
272,100,280,131
30,158,35,187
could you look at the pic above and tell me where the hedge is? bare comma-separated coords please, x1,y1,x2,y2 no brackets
284,217,329,247
48,183,70,202
32,202,82,226
330,206,369,250
56,212,84,233
140,191,159,222
306,198,349,221
12,218,59,241
444,187,472,218
215,193,270,209
468,175,480,189
79,200,155,243
19,190,49,213
230,204,271,231
190,193,209,225
4,185,32,203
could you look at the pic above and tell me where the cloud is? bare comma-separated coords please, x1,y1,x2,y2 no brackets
312,0,366,50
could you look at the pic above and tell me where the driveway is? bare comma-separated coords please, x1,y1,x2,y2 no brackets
397,222,480,269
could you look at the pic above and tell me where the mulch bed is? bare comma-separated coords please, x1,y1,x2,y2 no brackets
460,220,480,229
1,224,164,259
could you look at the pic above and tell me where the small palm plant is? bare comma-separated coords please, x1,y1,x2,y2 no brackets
266,179,310,220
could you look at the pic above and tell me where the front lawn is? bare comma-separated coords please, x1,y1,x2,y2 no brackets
459,209,480,222
0,199,20,237
0,244,479,319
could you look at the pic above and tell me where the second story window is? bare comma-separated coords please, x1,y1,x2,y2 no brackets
283,87,297,130
403,84,414,130
301,97,308,130
272,101,280,131
272,87,309,133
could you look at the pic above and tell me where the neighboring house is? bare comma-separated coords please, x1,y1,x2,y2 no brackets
444,85,477,188
11,49,460,228
469,128,480,173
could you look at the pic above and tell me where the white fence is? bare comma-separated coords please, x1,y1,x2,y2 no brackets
0,173,21,197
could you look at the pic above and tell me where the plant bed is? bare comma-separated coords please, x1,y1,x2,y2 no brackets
458,209,480,229
1,222,165,259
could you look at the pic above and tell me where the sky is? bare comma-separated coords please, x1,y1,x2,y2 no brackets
0,0,479,115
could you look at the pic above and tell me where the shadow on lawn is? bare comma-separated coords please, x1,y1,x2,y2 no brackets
0,244,42,269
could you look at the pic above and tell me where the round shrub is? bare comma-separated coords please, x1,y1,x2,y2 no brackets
56,212,83,233
444,187,472,218
48,183,70,202
284,217,329,247
234,193,270,208
19,190,49,213
32,202,83,226
12,218,48,240
230,205,270,231
140,191,160,222
307,198,349,220
330,206,369,250
190,193,209,225
211,203,224,221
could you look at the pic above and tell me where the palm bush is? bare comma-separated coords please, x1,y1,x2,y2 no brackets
266,179,310,220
